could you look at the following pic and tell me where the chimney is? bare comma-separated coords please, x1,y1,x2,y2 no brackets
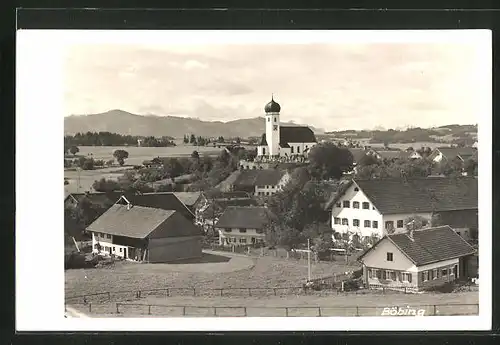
127,202,132,210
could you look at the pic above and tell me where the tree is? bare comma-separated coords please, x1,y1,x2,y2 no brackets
69,145,80,156
162,158,184,178
92,178,121,192
183,135,189,144
191,150,200,160
81,158,95,170
464,158,478,176
404,215,430,230
307,142,354,180
113,149,129,166
190,134,196,144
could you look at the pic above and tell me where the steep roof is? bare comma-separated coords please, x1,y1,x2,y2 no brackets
435,147,477,161
64,191,126,207
385,226,475,266
325,177,477,214
173,192,202,206
200,198,258,218
86,204,176,238
233,169,286,187
373,149,404,160
260,133,267,146
348,148,368,164
116,192,195,219
215,206,273,229
280,126,317,144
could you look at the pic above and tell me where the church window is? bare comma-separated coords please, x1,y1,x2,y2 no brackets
297,146,300,153
274,117,277,122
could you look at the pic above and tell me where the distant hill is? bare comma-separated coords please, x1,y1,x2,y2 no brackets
64,110,325,138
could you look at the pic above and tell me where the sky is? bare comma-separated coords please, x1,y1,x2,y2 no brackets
64,40,487,131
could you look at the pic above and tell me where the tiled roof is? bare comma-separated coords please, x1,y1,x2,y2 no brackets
325,177,477,214
86,204,177,238
215,206,273,229
387,226,476,266
200,198,258,218
233,169,285,187
280,126,317,144
348,148,368,163
173,192,202,206
435,147,477,161
64,191,128,207
373,149,404,160
260,133,267,146
118,192,195,219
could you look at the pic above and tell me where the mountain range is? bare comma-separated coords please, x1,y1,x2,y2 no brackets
64,110,325,138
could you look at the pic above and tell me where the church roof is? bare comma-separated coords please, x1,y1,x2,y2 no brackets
260,133,267,145
280,126,317,144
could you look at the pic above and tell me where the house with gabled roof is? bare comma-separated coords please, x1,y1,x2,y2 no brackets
87,204,203,263
231,168,290,196
429,147,477,163
325,177,478,240
358,226,477,292
215,206,274,246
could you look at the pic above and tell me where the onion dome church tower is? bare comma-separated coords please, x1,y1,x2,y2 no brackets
265,95,281,156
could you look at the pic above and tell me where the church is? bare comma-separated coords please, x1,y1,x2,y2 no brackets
257,96,317,158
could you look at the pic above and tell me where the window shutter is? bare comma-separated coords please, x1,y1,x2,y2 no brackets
408,274,412,283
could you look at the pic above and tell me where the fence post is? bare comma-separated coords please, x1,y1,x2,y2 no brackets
116,303,120,314
89,303,92,313
285,307,289,317
318,307,322,317
243,307,247,317
433,305,437,316
356,306,360,317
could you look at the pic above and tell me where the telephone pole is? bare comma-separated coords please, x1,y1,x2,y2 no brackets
307,238,311,282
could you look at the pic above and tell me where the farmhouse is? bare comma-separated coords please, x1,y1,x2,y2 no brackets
325,177,478,239
173,191,205,214
429,147,477,163
64,191,126,209
358,225,477,292
257,96,317,158
87,204,203,263
215,206,273,246
231,169,290,196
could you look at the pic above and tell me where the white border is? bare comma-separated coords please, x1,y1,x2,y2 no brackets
16,29,492,331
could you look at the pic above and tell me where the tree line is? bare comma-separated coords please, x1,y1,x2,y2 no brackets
64,131,175,147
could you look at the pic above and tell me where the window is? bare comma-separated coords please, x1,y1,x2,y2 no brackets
297,146,300,153
432,269,438,280
119,248,122,252
441,268,448,277
353,219,360,227
239,228,247,233
364,220,371,227
386,252,393,261
239,238,247,244
274,117,277,122
453,265,458,276
402,272,412,283
383,270,395,280
335,202,341,208
385,221,394,230
368,269,373,279
422,271,429,282
113,247,115,251
343,200,350,208
106,234,111,239
334,217,341,225
353,201,360,209
376,270,382,279
354,187,359,192
341,218,349,225
372,221,378,228
291,147,294,154
362,202,370,209
397,220,404,228
371,269,380,279
225,229,232,233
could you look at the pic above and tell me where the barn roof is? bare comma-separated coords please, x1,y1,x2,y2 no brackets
359,226,476,266
116,192,195,219
86,204,176,238
233,169,286,187
172,192,202,206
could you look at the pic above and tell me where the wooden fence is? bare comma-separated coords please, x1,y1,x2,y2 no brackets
67,302,479,317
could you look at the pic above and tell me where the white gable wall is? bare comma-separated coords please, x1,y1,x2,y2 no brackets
360,238,417,272
286,142,317,155
330,183,384,238
382,213,433,234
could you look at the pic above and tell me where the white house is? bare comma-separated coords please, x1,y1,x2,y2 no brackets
257,96,317,158
325,177,478,240
232,169,290,197
215,206,272,246
428,147,477,163
357,225,476,292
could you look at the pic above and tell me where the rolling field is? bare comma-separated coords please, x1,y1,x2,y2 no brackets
65,252,359,299
64,166,132,195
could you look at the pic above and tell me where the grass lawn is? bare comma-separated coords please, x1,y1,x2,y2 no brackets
65,253,359,300
69,291,479,317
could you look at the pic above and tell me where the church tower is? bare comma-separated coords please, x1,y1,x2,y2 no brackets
264,95,281,156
